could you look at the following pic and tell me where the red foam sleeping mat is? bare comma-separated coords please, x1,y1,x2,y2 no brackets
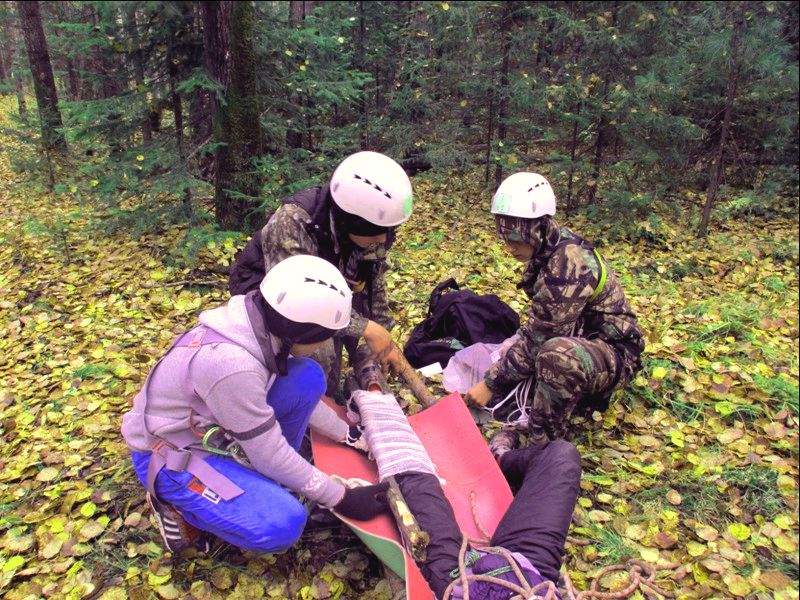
311,392,513,599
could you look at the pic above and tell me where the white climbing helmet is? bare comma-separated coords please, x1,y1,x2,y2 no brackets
259,255,352,331
330,151,413,227
490,172,556,219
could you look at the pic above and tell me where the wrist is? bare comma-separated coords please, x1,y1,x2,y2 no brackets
326,481,346,508
351,315,370,339
310,474,346,508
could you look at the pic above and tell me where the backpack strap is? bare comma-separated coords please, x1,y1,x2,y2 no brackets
428,278,460,317
588,247,607,303
552,239,607,304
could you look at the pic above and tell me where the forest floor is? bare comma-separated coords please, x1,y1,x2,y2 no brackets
0,104,798,600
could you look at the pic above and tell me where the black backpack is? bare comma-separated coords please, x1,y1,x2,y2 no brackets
403,279,521,369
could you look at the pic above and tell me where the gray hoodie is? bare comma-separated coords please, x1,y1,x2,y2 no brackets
121,295,347,507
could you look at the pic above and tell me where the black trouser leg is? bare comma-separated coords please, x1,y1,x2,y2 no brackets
394,473,463,599
490,439,581,583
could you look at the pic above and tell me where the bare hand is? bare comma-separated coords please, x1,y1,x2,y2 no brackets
363,321,400,373
465,380,492,407
379,344,403,374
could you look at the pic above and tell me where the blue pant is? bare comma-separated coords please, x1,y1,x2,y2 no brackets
132,357,325,553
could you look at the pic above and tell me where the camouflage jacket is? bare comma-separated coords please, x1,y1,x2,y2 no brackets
485,221,644,393
260,201,395,339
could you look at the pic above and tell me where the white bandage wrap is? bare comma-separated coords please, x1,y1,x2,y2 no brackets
350,390,437,480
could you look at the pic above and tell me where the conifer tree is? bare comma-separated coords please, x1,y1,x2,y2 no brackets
17,0,66,152
204,0,264,231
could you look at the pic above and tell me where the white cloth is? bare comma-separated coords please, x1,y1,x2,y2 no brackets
442,334,520,393
350,390,437,480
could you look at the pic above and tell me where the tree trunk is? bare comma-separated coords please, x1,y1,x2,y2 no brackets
88,5,122,100
698,4,744,238
48,0,80,101
5,25,28,118
484,89,494,185
62,54,79,101
565,104,580,211
356,0,368,149
494,1,512,188
586,117,607,204
203,1,263,231
15,69,27,118
285,0,304,150
586,4,617,205
169,44,192,218
17,0,66,152
127,8,152,143
0,33,6,85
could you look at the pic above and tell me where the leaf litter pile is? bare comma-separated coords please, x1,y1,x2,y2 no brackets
0,128,798,599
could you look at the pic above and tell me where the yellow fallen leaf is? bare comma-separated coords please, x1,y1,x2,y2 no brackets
588,510,613,523
695,523,719,542
639,547,659,562
773,514,794,530
98,587,129,600
777,474,796,493
652,366,668,380
625,524,645,540
148,569,172,587
686,540,706,557
36,467,60,482
80,502,97,518
2,555,25,572
773,533,798,553
40,537,63,560
723,572,752,597
157,584,182,599
79,520,106,540
716,427,744,444
727,522,751,541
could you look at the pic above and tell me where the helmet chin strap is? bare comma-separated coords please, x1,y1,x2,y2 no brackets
274,338,294,376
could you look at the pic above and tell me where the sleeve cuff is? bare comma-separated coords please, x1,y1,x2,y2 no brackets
340,311,368,338
302,469,346,507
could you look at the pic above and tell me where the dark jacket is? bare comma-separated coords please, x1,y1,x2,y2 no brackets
228,186,396,338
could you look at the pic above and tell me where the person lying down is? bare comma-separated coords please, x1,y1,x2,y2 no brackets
345,389,581,599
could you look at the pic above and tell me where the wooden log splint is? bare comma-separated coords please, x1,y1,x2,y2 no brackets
311,392,514,599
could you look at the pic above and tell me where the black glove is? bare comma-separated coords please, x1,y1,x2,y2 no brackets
334,481,390,521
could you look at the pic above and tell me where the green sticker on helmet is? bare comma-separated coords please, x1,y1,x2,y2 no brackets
403,194,413,217
493,193,510,214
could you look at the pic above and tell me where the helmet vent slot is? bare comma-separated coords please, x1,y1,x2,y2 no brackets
353,173,394,199
304,276,346,297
